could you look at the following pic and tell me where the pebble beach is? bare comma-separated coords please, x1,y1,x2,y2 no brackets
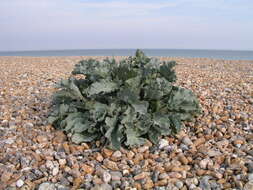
0,56,253,190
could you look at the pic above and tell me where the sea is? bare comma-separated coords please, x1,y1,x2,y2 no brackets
0,49,253,60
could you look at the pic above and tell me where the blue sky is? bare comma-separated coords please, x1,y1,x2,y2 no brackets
0,0,253,51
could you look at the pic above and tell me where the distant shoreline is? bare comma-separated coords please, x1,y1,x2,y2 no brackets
0,49,253,60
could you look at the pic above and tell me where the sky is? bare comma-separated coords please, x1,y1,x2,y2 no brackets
0,0,253,51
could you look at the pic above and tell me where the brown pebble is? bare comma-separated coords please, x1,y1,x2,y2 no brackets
53,131,66,143
143,179,154,189
155,179,168,186
196,169,206,176
36,135,48,143
62,142,70,154
193,137,205,147
134,182,142,190
1,170,13,183
233,139,244,145
95,152,104,162
103,159,119,171
102,148,113,157
81,164,94,174
178,154,189,165
168,172,182,179
134,172,148,180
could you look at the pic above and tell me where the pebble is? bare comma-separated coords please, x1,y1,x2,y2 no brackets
111,150,122,160
102,171,111,183
138,146,149,153
199,158,213,169
159,139,169,149
110,171,122,181
103,159,119,171
38,182,56,190
199,176,211,190
175,181,184,189
182,136,193,146
91,183,112,190
1,170,13,183
134,172,148,180
37,135,48,143
52,167,59,176
245,182,253,190
16,179,25,187
168,172,182,179
249,173,253,182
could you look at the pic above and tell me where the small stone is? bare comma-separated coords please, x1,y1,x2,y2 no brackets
52,167,59,176
159,139,169,149
16,179,24,187
103,148,114,157
168,172,182,179
249,173,253,182
196,169,206,176
25,122,34,128
199,176,211,190
81,164,94,174
138,146,149,153
46,160,54,169
152,171,160,182
155,179,168,186
134,172,148,180
37,135,48,143
199,158,213,169
95,153,104,162
111,151,122,161
122,169,130,176
211,171,223,179
178,154,188,165
38,182,56,190
110,171,122,181
53,131,66,143
244,182,253,190
59,159,67,166
189,184,196,189
182,136,193,146
103,159,119,171
233,139,244,146
143,179,154,189
1,170,13,182
91,183,112,190
206,150,221,157
185,178,198,186
159,173,169,180
4,138,15,144
175,181,184,189
193,137,205,147
102,171,111,183
127,151,135,159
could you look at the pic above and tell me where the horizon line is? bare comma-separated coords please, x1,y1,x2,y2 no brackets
1,48,253,53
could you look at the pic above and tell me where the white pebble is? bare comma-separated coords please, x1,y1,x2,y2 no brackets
16,179,24,187
159,139,169,149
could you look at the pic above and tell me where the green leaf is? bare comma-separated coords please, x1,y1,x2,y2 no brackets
105,116,121,149
71,132,98,144
167,86,201,120
88,79,118,96
125,127,146,147
159,61,177,82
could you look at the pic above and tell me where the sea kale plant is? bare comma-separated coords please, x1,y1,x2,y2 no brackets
48,50,201,149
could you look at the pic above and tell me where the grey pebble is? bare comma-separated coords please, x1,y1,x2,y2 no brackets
38,182,56,190
152,171,160,182
199,176,211,190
